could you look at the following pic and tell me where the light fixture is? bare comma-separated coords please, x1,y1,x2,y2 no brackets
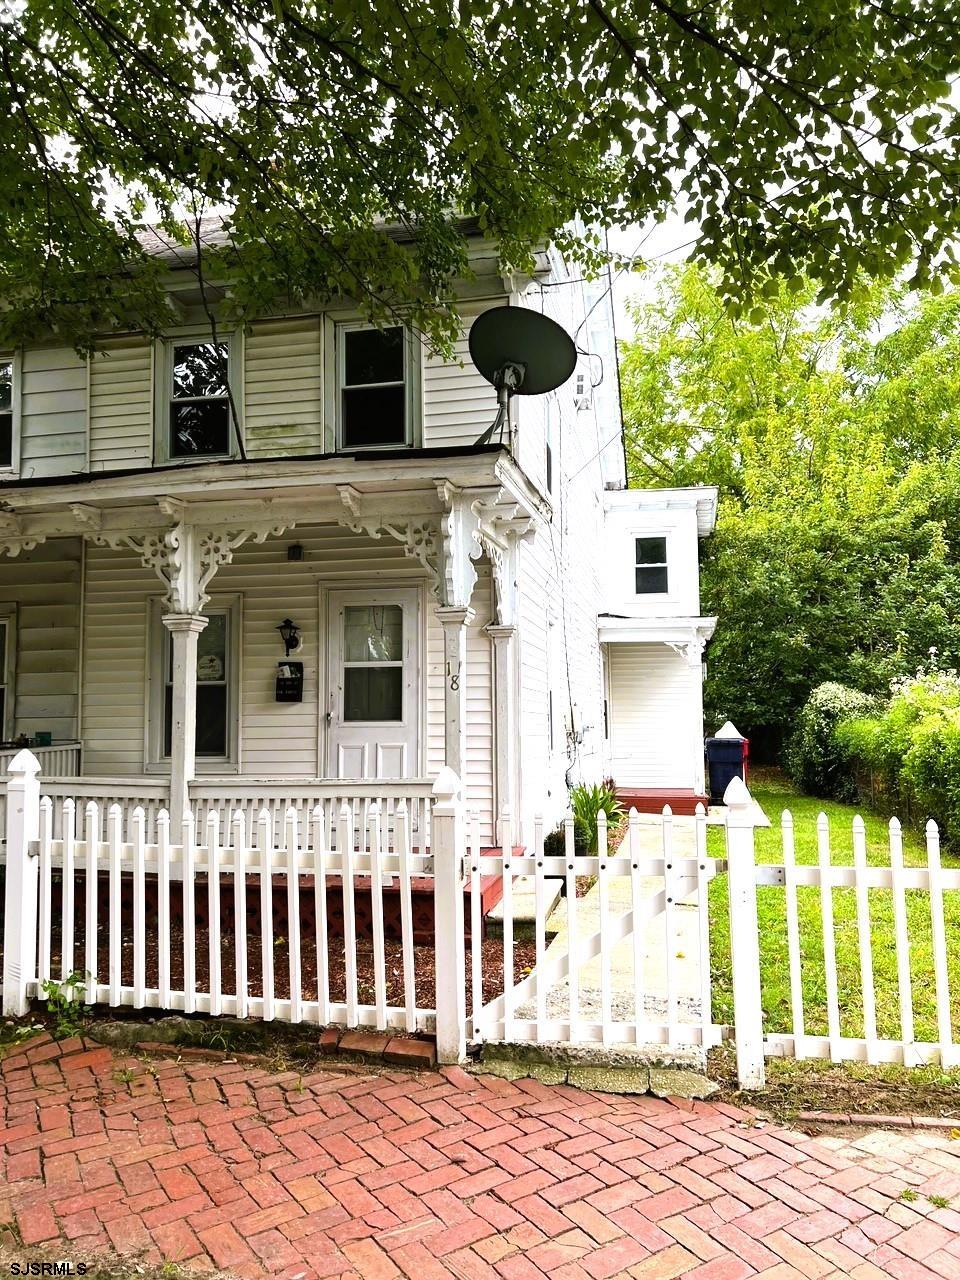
277,618,301,656
287,543,304,562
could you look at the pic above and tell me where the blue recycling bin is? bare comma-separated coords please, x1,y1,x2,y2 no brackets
705,727,749,803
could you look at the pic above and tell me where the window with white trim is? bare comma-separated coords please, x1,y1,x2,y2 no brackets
155,334,239,463
337,324,413,449
148,599,240,770
635,536,668,594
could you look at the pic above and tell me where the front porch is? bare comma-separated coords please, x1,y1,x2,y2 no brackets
0,451,544,850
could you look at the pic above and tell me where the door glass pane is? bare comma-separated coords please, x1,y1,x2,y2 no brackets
344,668,403,721
344,605,402,662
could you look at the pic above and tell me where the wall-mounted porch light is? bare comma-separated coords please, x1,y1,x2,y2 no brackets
277,618,301,656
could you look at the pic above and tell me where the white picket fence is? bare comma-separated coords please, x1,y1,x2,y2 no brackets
469,805,724,1051
755,809,960,1069
4,748,959,1089
1,757,445,1038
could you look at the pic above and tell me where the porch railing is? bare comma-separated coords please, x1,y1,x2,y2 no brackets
0,773,433,850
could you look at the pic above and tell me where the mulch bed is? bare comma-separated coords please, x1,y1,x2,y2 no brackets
19,919,536,1015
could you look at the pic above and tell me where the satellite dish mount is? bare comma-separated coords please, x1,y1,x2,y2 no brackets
468,307,577,448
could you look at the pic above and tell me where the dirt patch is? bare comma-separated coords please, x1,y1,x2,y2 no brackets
708,1044,960,1122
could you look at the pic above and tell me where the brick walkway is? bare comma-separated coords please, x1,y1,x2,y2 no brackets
2,1036,960,1279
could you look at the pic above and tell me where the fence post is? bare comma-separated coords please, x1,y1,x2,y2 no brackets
724,775,765,1090
2,749,42,1015
433,766,467,1064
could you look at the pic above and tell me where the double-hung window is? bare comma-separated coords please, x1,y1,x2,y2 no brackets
170,341,231,458
149,599,239,770
338,325,411,449
635,536,669,595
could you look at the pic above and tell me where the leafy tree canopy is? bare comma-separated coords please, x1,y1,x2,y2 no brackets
6,2,960,352
621,265,960,754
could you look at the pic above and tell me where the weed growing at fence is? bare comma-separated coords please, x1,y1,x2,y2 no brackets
40,971,90,1039
708,778,960,1047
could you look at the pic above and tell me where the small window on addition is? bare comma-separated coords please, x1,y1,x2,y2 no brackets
0,359,13,468
341,326,407,448
170,342,231,457
635,536,668,594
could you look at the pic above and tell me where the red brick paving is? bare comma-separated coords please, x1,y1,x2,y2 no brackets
1,1036,960,1277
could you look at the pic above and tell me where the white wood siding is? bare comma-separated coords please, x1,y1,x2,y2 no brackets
19,348,86,480
0,538,82,739
81,528,495,836
607,644,698,789
89,337,153,471
244,318,323,457
422,302,499,448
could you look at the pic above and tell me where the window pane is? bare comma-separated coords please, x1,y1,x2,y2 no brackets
0,361,12,412
635,566,669,594
0,621,7,673
341,386,406,447
344,327,404,386
172,343,229,398
171,399,230,456
344,605,403,663
198,613,227,682
344,668,402,721
196,685,228,755
635,537,667,565
0,414,11,468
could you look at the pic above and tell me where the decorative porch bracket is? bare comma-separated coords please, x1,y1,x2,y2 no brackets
91,499,294,613
666,635,709,667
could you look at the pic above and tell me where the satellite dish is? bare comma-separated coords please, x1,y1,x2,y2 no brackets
468,306,577,446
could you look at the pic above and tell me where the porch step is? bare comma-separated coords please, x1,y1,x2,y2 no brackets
616,788,709,817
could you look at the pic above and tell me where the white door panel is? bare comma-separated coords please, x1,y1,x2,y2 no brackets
327,588,419,780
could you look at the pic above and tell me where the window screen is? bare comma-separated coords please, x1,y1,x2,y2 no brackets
341,327,406,448
170,342,231,457
635,536,668,594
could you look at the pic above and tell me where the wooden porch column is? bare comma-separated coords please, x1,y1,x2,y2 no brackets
436,606,474,779
486,623,517,843
162,612,208,832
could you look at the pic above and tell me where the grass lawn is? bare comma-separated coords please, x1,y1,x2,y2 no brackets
707,773,960,1049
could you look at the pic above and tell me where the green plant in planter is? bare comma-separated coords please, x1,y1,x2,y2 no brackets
569,781,624,853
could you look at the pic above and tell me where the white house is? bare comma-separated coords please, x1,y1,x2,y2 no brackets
0,227,717,847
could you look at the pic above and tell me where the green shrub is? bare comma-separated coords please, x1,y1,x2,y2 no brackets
833,670,960,842
542,816,590,856
569,781,625,853
786,682,882,800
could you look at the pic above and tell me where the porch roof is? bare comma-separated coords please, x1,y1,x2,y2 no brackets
598,614,717,647
0,447,548,541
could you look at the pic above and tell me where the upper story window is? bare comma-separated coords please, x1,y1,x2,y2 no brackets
170,341,232,458
635,536,668,594
338,324,411,449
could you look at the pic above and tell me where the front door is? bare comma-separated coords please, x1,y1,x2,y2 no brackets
326,588,419,779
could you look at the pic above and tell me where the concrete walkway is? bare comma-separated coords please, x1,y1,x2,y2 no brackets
2,1034,959,1279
